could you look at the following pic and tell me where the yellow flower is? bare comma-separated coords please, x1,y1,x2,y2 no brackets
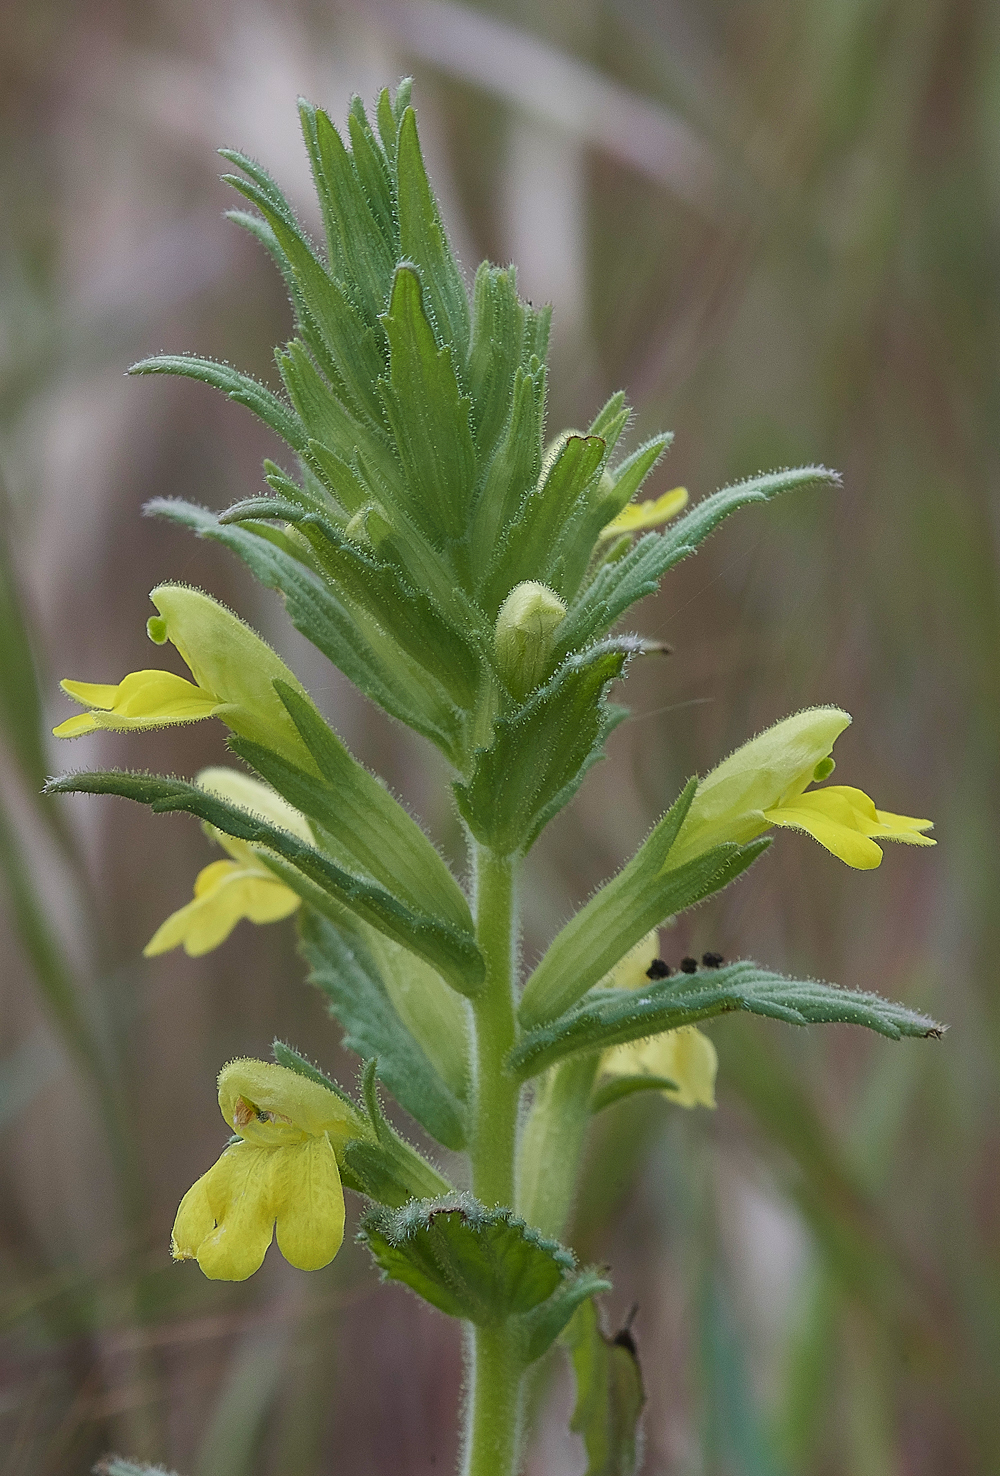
598,931,718,1110
172,1058,364,1281
144,769,309,958
599,486,688,540
54,583,317,771
668,707,934,871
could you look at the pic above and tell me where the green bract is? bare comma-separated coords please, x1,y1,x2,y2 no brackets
46,82,940,1476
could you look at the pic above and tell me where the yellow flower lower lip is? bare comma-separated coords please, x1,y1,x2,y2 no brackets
601,1026,718,1109
142,770,312,959
143,858,300,957
171,1059,365,1281
171,1136,345,1280
763,784,934,870
53,670,220,737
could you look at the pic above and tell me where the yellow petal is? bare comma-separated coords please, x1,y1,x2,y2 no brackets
142,861,299,958
55,670,219,737
58,680,122,710
602,1026,717,1109
171,1172,215,1261
873,807,936,844
52,712,102,738
195,1143,277,1281
272,1136,345,1271
600,486,689,539
764,785,935,870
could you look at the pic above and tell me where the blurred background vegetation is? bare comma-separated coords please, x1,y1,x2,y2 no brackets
1,1,997,1472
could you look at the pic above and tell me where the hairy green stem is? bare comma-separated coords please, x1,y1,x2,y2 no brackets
464,844,523,1475
469,845,519,1207
463,1322,523,1476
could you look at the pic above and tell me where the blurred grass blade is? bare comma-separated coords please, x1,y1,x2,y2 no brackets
700,1270,786,1476
192,1322,289,1476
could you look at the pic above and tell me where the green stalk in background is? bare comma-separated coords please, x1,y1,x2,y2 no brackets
42,82,942,1476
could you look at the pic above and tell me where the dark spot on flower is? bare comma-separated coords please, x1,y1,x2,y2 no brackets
646,958,672,979
702,952,724,969
680,957,698,973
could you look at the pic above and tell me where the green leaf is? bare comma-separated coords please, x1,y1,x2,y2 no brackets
266,682,472,931
376,85,399,160
466,263,544,465
359,1195,575,1323
355,929,470,1107
547,435,672,603
396,107,470,361
564,1298,646,1476
297,102,396,329
262,457,484,636
522,1268,613,1364
45,770,484,996
378,265,477,544
276,340,400,493
555,466,840,656
222,149,388,418
128,354,306,452
469,362,545,574
510,960,944,1081
228,150,389,425
347,104,396,256
301,439,369,515
279,506,484,707
146,499,466,760
343,1059,454,1206
517,780,759,1028
453,647,626,855
299,909,467,1150
482,435,607,612
586,391,629,447
589,1075,679,1113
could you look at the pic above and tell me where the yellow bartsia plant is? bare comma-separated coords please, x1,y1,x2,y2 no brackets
45,88,943,1476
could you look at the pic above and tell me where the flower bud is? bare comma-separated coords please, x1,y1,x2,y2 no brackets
494,582,567,699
